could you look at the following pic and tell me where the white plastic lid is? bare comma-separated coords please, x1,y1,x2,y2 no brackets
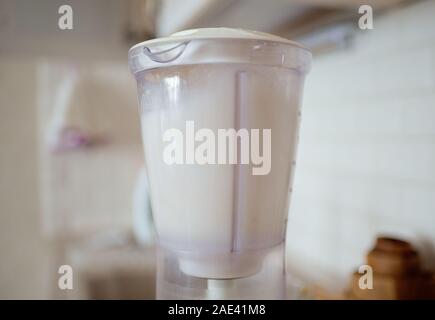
128,27,311,75
130,27,307,51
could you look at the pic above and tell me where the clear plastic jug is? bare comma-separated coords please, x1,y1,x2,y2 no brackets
129,28,311,299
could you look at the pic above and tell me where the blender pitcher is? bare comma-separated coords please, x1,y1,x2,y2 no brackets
128,28,311,299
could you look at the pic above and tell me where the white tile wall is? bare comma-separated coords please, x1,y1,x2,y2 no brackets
287,0,435,288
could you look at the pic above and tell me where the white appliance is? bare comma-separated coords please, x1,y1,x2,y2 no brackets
128,28,311,299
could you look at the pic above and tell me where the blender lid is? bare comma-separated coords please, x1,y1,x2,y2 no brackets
129,27,307,51
128,27,311,74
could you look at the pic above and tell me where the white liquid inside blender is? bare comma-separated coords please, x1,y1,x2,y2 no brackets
140,64,301,279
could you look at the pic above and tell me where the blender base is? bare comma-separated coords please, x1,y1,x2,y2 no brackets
156,243,286,299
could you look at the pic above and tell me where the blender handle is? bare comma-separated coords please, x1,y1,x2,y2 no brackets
142,41,190,63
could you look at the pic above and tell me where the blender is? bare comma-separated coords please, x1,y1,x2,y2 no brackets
128,28,311,299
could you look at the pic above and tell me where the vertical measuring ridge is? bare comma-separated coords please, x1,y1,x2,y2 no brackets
231,71,248,253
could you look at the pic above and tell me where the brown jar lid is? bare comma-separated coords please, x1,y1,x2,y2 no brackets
367,237,420,276
375,237,414,254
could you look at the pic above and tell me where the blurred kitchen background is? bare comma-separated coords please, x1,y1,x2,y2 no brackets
1,0,435,299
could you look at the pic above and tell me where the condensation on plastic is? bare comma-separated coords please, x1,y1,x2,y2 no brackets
137,63,304,280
